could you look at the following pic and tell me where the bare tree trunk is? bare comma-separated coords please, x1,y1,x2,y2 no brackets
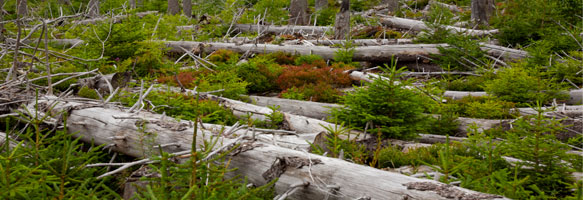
0,0,4,42
383,0,399,12
289,0,309,25
315,0,328,11
183,0,192,18
167,0,180,15
129,0,136,9
17,0,27,16
87,0,100,17
471,0,495,25
334,0,350,39
137,0,143,7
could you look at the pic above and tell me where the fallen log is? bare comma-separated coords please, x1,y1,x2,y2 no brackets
443,89,583,105
424,0,461,13
282,38,414,46
379,15,499,37
247,95,341,120
164,41,440,62
163,41,526,62
22,97,507,200
178,24,333,36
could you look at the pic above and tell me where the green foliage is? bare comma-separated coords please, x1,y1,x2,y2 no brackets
280,83,342,103
331,64,429,139
1,105,118,199
333,41,356,63
234,56,284,93
427,105,460,135
310,123,370,164
77,86,100,99
435,35,490,71
264,105,284,129
502,104,577,197
492,0,582,52
294,54,326,68
442,96,517,119
240,0,289,24
136,120,275,199
90,17,147,60
134,41,170,77
377,145,439,169
484,64,567,105
314,7,338,26
442,72,496,91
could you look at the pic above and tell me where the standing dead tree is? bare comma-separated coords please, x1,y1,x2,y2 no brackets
471,0,495,25
183,0,192,18
168,0,180,15
17,0,27,16
289,0,309,25
334,0,350,39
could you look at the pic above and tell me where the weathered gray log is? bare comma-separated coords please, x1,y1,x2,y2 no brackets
23,97,507,200
443,91,488,100
282,38,414,46
379,15,499,37
567,89,583,105
289,0,309,25
443,89,583,105
230,24,332,36
74,11,158,25
164,41,526,62
471,0,495,25
424,0,460,13
201,92,340,134
334,0,350,39
247,95,341,120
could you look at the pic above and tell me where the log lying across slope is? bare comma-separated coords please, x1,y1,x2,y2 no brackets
164,41,527,62
21,96,507,200
444,89,583,105
379,15,499,37
178,24,333,36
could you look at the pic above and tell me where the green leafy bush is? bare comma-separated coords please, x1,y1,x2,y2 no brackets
331,65,429,139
